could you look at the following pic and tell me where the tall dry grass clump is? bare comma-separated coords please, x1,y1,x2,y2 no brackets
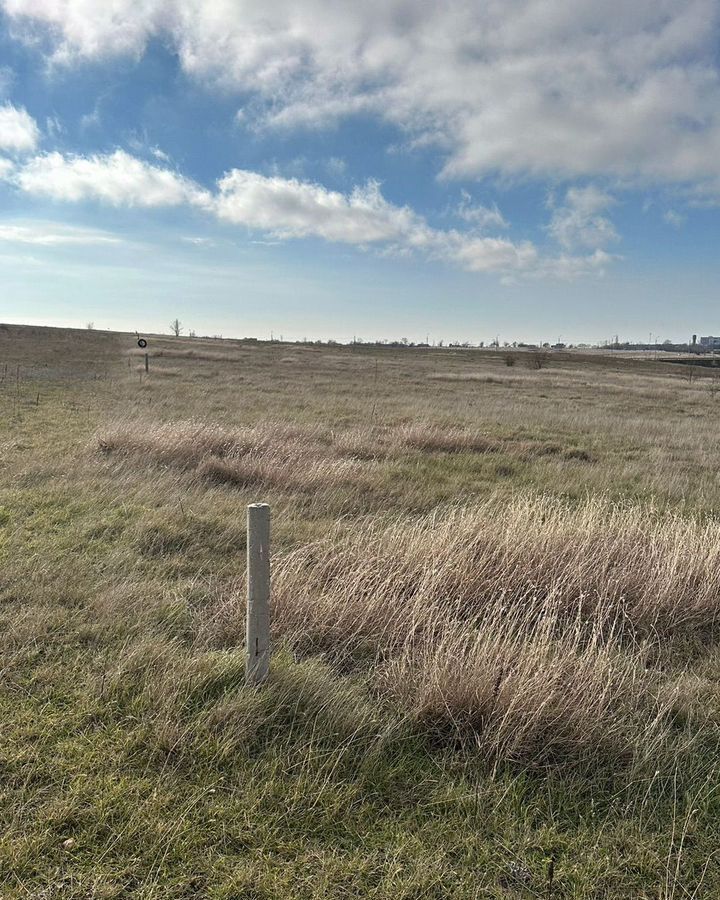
274,496,720,648
95,419,571,491
93,419,514,496
270,495,720,765
97,420,315,466
96,420,364,491
96,420,508,466
380,626,652,765
395,424,501,454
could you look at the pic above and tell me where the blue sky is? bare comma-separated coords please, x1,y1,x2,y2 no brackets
0,0,719,344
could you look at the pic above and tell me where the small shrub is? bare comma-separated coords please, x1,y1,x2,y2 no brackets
529,351,549,370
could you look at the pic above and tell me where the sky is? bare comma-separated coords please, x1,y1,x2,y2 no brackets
0,0,719,345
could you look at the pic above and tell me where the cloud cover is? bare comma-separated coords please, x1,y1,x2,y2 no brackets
0,221,122,245
17,149,212,207
216,172,422,244
3,0,720,192
1,146,611,280
547,186,619,251
0,102,39,151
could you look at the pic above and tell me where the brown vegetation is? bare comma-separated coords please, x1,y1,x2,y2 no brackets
267,495,720,765
6,324,720,895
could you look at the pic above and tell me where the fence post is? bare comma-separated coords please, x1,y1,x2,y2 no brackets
144,353,149,373
246,503,271,685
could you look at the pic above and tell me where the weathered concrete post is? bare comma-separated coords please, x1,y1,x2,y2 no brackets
144,353,149,373
246,502,271,685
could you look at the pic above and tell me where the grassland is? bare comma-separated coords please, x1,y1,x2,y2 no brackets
2,322,720,898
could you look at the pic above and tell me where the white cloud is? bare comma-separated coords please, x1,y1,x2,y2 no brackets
663,208,686,226
79,105,102,132
15,149,212,207
0,156,14,179
0,221,122,245
3,148,615,281
150,146,171,163
45,115,63,138
446,234,538,273
447,233,614,281
215,170,424,244
324,156,347,180
531,248,616,282
547,186,619,250
456,190,508,229
1,0,166,62
4,1,720,193
181,235,216,246
214,167,610,279
0,102,39,152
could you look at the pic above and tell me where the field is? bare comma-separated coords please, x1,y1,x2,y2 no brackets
2,322,720,898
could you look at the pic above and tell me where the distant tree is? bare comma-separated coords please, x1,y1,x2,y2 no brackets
188,329,196,338
170,318,183,337
86,322,95,330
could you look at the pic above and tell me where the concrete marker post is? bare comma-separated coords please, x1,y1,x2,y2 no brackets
246,502,271,685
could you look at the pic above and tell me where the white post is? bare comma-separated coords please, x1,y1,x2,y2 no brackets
246,503,271,685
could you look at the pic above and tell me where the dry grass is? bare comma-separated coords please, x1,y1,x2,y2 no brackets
134,365,185,377
93,420,590,503
130,347,248,362
382,629,652,766
274,494,720,648
6,325,720,895
95,419,511,462
96,420,363,491
96,420,321,465
267,494,720,765
396,423,500,454
429,372,527,385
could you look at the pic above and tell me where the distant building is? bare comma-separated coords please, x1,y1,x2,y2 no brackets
700,336,720,348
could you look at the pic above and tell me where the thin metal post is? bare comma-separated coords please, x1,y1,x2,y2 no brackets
144,353,149,373
246,503,271,685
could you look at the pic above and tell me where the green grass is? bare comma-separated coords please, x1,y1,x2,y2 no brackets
4,651,718,899
2,324,720,897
